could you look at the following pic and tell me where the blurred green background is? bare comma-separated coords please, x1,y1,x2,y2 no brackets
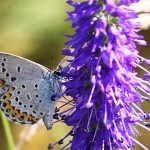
0,1,150,150
0,1,72,150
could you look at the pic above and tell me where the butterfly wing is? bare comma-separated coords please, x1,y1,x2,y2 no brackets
0,52,49,82
0,52,51,124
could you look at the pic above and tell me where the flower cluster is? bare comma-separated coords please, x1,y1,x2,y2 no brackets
50,0,150,149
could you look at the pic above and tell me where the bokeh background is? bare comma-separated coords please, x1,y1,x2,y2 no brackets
0,1,72,150
0,0,150,150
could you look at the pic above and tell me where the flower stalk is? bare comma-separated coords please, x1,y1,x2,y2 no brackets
50,0,150,149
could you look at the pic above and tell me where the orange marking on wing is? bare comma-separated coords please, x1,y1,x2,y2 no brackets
0,79,6,87
18,112,28,122
12,110,20,118
7,87,15,93
32,118,38,123
27,115,38,124
2,93,12,100
1,100,11,108
5,105,14,114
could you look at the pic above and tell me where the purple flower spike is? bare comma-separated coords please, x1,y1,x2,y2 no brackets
49,0,150,150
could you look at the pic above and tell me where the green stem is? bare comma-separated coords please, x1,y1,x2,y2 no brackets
0,111,15,150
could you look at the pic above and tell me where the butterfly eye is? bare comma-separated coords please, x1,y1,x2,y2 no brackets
54,71,61,76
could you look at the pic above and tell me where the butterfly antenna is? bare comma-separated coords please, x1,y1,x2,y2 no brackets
51,56,55,70
57,46,74,70
56,56,68,70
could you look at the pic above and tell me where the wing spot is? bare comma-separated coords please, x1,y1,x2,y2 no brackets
1,62,5,66
3,58,6,62
5,108,11,113
18,116,24,121
2,95,7,99
40,112,43,115
1,100,11,108
17,91,21,94
1,102,7,108
6,73,9,77
11,77,17,82
17,66,21,72
11,113,16,118
27,118,32,122
36,95,39,98
2,93,12,100
29,105,33,108
5,106,14,114
2,68,6,72
35,84,38,88
12,110,20,118
27,115,38,124
18,113,27,122
27,115,33,122
33,110,36,114
15,97,19,101
39,100,42,103
22,85,26,88
27,94,30,100
19,102,22,105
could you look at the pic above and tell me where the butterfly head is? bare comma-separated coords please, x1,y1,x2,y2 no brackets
53,69,62,78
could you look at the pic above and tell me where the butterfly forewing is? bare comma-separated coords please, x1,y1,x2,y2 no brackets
0,52,49,82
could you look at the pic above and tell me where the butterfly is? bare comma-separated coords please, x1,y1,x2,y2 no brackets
0,52,63,130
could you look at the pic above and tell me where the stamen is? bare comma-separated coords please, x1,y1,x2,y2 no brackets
92,121,99,142
129,136,148,150
86,75,96,107
87,106,94,131
132,103,145,115
136,122,150,132
137,86,150,96
110,88,117,104
135,63,150,74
